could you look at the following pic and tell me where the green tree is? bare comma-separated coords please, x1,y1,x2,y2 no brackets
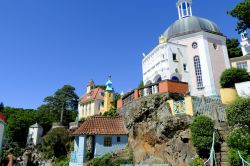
0,102,4,112
227,0,250,33
3,107,37,146
40,85,79,126
138,81,144,89
226,97,250,128
42,128,70,159
220,68,250,88
190,116,215,158
226,38,243,58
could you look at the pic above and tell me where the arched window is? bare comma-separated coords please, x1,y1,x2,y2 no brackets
193,56,203,89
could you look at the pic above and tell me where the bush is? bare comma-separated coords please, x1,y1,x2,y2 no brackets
227,127,250,151
42,128,71,159
103,109,119,117
190,116,215,158
226,97,250,128
87,151,133,166
189,156,204,166
220,68,250,88
228,148,250,166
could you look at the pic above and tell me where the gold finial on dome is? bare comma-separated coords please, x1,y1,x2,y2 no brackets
159,35,167,44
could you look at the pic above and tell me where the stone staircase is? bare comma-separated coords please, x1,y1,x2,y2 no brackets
216,123,229,166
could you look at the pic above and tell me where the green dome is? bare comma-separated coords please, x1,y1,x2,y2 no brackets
163,16,223,40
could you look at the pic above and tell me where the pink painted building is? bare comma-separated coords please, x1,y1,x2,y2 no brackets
142,0,230,97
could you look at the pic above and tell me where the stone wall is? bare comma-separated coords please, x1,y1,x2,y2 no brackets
119,94,197,165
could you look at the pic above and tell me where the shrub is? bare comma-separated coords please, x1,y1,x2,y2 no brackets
189,156,204,166
190,116,214,158
228,148,250,166
103,109,119,117
87,151,133,166
220,68,250,88
42,128,71,159
226,97,250,128
227,127,250,151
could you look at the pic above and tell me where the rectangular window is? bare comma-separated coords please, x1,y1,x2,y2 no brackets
173,53,177,61
104,137,112,147
117,137,121,142
237,61,248,70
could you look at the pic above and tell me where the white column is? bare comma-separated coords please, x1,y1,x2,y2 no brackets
190,6,192,16
185,2,188,16
178,6,181,19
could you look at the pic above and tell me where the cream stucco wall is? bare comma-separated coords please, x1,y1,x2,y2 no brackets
231,59,250,74
78,100,104,119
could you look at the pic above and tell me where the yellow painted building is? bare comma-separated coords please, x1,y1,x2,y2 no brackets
78,81,105,119
230,55,250,74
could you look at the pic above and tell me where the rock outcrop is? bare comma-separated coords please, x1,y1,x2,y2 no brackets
120,94,197,165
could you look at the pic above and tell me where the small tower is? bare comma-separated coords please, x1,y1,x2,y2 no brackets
86,80,94,93
27,123,43,146
240,31,250,56
103,76,114,113
177,0,193,19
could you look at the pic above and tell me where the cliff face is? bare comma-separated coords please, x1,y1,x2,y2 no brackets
120,94,197,165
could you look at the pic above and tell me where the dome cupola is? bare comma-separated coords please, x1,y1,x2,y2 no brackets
177,0,193,19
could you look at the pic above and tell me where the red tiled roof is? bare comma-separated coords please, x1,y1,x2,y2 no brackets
73,116,127,135
0,112,6,123
80,88,104,103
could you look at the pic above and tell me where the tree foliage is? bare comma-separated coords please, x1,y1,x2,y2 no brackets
3,107,37,146
42,128,71,159
0,102,4,112
226,38,243,58
220,68,250,88
190,116,215,158
39,85,79,125
227,0,250,33
226,97,250,128
138,81,144,89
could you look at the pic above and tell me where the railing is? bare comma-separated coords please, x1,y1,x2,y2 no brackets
238,150,250,166
70,151,77,162
204,131,216,166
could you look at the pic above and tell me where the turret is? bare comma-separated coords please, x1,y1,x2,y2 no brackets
104,76,114,112
177,0,193,19
86,80,94,93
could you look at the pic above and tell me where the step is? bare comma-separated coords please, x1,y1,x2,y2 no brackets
220,162,229,166
216,154,228,161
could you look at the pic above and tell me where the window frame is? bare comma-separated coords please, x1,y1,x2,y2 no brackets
104,137,112,147
117,136,121,143
193,56,204,90
172,53,177,61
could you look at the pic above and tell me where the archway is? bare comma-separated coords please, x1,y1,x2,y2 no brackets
153,74,162,83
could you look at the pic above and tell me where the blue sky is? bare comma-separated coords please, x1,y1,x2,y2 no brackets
0,0,243,109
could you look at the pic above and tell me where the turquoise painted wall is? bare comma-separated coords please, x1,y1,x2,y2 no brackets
0,122,5,153
94,135,128,157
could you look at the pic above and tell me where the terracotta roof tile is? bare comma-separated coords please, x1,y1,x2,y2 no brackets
73,116,127,135
80,88,104,103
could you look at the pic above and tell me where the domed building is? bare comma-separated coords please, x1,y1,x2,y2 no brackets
142,0,230,96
